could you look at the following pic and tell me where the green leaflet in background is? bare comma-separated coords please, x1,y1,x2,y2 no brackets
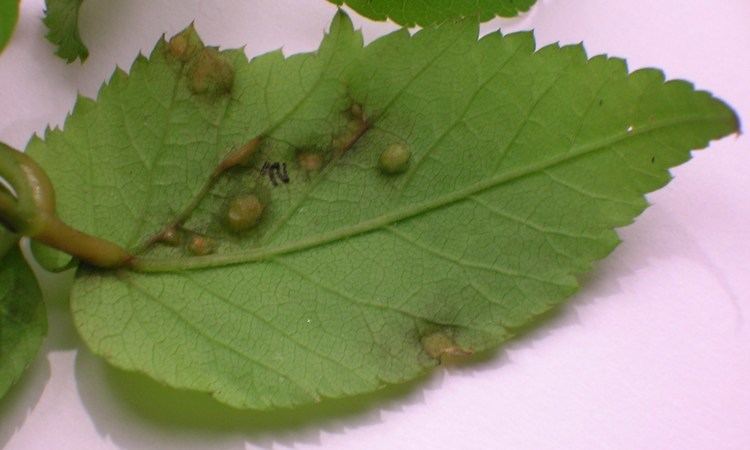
0,0,19,53
330,0,537,26
0,229,46,400
39,0,538,63
26,12,738,409
43,0,88,63
30,240,74,273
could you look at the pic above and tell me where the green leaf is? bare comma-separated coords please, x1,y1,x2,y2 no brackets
30,240,74,272
43,0,88,63
330,0,537,26
27,13,738,409
0,0,19,53
0,230,47,400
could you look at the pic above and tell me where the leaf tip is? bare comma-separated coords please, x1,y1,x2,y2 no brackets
728,104,743,136
325,8,365,53
72,93,95,115
167,24,205,62
504,30,536,53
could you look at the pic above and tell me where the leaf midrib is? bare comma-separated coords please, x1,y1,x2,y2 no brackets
132,113,726,273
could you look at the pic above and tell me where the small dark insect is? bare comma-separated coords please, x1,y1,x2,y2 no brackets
260,162,290,186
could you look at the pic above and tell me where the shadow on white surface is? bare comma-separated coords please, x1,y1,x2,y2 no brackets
74,348,437,449
0,355,50,449
609,194,744,329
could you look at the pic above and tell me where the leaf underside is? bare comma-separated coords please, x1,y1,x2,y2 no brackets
43,0,88,63
0,0,19,53
27,13,738,409
0,231,46,400
330,0,537,26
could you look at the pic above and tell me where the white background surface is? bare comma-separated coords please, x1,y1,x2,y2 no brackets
1,0,749,449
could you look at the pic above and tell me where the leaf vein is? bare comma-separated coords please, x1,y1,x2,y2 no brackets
121,275,320,402
273,257,495,334
178,272,374,386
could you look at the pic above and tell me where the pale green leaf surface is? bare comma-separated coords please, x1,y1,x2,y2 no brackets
0,230,47,400
0,0,19,53
30,240,74,272
43,0,88,63
330,0,537,26
28,14,738,409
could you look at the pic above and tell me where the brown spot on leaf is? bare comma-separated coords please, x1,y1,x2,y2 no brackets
159,227,181,246
421,332,473,364
332,111,369,157
216,137,262,174
168,25,203,62
188,48,234,96
349,103,363,118
226,194,264,233
187,234,215,255
379,143,411,174
297,151,324,172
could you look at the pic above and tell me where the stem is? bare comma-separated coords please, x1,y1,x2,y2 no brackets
33,215,132,268
0,142,133,268
10,149,56,213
